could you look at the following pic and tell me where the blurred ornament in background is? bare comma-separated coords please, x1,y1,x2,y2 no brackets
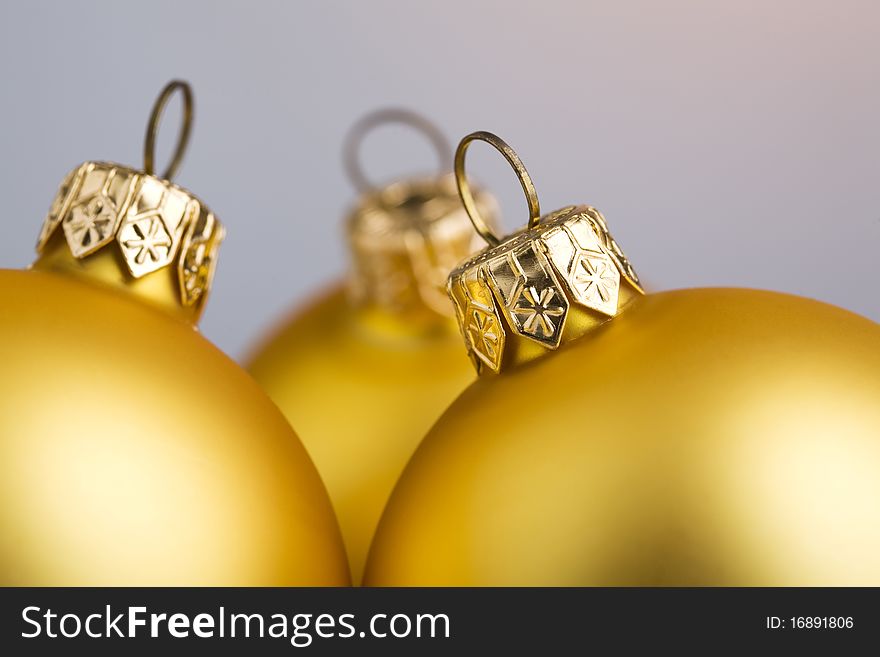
0,81,350,586
245,109,497,582
364,131,880,586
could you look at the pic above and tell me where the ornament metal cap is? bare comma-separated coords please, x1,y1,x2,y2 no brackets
32,81,224,324
343,109,496,322
448,131,644,374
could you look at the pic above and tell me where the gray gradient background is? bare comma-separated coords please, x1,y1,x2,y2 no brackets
1,0,877,358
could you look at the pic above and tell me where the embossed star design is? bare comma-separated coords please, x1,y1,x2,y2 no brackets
467,308,500,360
512,285,565,337
573,253,618,303
123,217,172,264
68,196,116,248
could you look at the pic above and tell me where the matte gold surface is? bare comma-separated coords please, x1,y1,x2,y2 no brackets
246,285,475,582
364,288,880,586
0,269,350,586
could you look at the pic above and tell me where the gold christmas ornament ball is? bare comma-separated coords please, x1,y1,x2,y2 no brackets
246,111,497,582
0,268,350,586
0,82,350,586
363,131,880,586
364,287,880,586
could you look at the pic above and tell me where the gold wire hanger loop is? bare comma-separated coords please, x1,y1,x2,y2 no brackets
454,131,540,247
343,108,452,193
143,80,194,181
